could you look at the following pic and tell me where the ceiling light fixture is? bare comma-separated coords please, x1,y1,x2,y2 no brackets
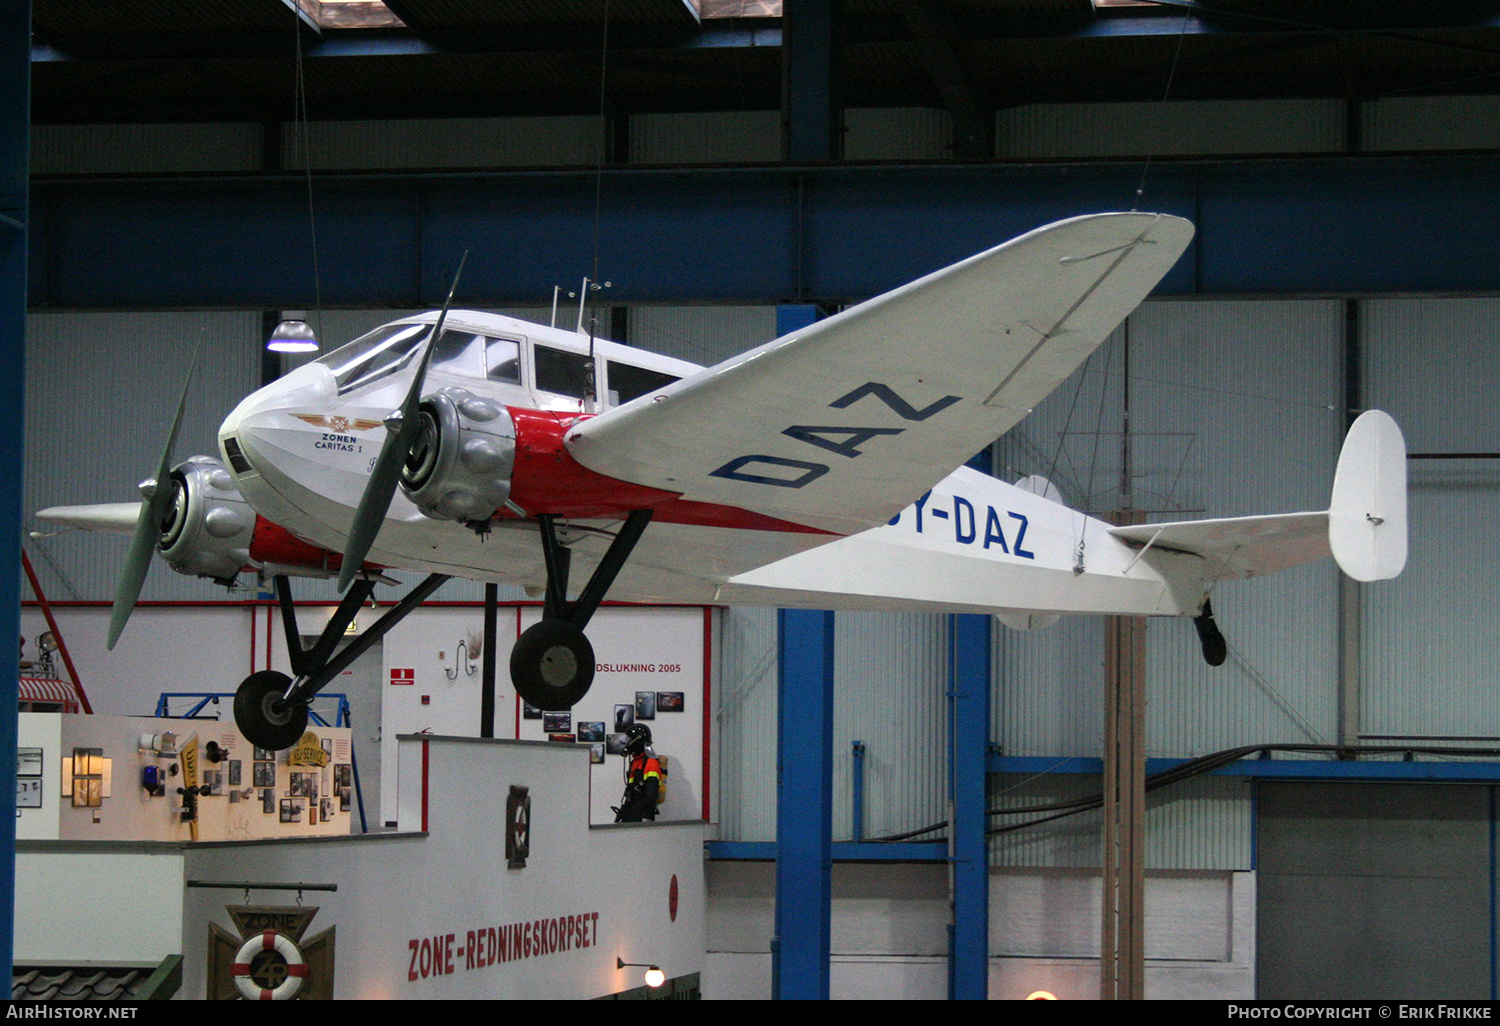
267,312,319,353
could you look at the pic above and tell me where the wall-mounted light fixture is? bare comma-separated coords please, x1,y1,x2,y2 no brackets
616,957,665,989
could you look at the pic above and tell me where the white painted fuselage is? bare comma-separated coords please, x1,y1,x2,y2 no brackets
219,309,1207,620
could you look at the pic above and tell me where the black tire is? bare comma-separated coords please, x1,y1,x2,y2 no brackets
234,670,309,751
510,620,595,710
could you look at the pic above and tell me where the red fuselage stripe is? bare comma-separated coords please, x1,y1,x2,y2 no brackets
508,407,834,535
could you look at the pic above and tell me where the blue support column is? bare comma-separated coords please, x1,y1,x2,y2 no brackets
0,0,28,983
948,613,992,999
774,608,835,1000
781,0,837,161
772,301,832,1000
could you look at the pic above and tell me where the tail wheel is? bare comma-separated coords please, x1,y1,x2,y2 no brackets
510,620,594,710
234,670,309,751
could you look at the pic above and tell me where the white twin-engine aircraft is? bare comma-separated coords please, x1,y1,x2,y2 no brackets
38,212,1407,751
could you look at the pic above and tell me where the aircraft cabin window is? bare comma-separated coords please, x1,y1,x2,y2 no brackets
487,337,521,385
534,345,595,400
318,323,428,394
431,329,487,377
607,361,680,405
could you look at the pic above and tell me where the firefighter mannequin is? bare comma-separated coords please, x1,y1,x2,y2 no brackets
614,723,662,823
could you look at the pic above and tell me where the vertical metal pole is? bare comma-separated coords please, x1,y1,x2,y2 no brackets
0,0,29,983
1339,299,1362,747
948,613,991,999
1101,599,1147,1000
480,582,498,738
774,608,834,1000
851,740,865,842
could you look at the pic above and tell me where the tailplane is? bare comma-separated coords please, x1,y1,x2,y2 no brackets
1108,409,1407,584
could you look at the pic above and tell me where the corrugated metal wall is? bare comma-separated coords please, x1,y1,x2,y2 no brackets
286,117,602,170
31,123,265,175
1131,301,1344,757
991,300,1343,868
627,305,776,365
25,310,262,602
632,111,780,165
996,99,1345,159
31,96,1500,181
1363,96,1500,151
1361,299,1500,740
989,773,1251,871
844,108,951,161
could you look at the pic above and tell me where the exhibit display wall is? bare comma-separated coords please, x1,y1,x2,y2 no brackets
17,713,352,843
17,602,712,831
183,735,705,999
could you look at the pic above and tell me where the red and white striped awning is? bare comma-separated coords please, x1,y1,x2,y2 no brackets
19,676,81,712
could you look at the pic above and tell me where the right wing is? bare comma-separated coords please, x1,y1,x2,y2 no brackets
568,212,1194,536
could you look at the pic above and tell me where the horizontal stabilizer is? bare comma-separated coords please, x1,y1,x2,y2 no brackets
36,502,143,536
1109,510,1329,581
1108,410,1407,584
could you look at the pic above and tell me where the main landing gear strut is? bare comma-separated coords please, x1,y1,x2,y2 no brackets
232,510,652,748
233,571,451,751
510,509,653,711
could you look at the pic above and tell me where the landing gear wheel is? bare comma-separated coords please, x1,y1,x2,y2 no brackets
234,670,310,751
510,620,595,710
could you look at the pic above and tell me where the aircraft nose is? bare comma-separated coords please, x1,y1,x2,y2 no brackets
219,362,338,475
218,361,393,523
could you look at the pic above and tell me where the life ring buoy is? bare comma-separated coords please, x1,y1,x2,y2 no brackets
232,929,308,1000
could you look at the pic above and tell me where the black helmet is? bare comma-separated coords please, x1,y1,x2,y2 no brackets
624,723,653,754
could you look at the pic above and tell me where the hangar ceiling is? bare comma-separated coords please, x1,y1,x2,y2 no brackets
28,0,1500,127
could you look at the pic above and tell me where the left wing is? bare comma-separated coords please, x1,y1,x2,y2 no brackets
567,212,1194,536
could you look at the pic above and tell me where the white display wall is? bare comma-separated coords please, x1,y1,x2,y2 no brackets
382,604,710,827
17,713,353,843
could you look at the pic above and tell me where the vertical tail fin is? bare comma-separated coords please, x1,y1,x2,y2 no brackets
1328,410,1407,581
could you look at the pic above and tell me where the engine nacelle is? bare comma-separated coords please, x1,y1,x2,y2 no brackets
156,455,255,583
400,387,516,525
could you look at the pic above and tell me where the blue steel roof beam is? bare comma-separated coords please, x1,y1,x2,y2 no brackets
28,154,1500,306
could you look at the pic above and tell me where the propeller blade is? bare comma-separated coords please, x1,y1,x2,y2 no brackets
108,347,200,649
337,252,469,591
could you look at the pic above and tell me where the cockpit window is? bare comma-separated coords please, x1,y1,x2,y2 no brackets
316,323,499,394
607,361,680,405
317,323,428,394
